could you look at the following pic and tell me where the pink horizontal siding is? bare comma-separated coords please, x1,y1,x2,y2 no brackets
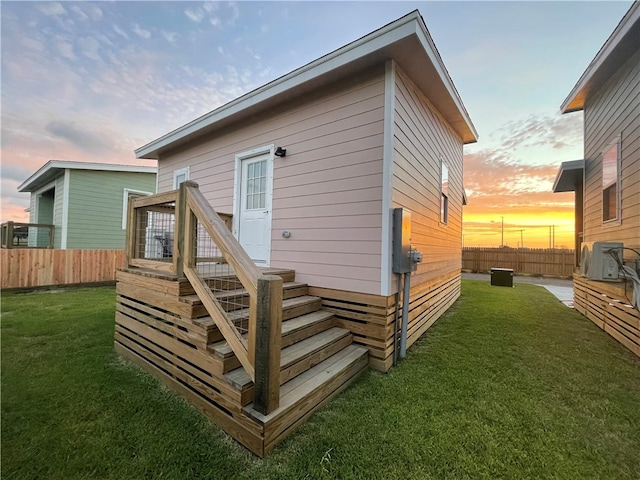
391,67,464,288
158,66,386,294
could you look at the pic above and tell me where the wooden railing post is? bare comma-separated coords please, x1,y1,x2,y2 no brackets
47,225,55,249
175,181,199,278
254,275,283,415
6,222,14,249
125,200,136,266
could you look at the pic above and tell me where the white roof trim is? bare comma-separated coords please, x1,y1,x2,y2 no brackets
18,160,157,192
561,2,639,113
136,10,477,159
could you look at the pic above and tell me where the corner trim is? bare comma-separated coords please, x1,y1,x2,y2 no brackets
381,60,396,297
61,169,70,249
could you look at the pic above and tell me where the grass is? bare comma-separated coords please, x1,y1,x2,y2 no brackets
2,281,639,479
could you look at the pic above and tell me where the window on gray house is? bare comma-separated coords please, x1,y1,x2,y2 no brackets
441,160,449,225
602,138,620,223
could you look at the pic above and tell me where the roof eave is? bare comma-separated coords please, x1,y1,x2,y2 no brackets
136,11,477,159
552,160,585,193
560,2,639,114
18,160,157,192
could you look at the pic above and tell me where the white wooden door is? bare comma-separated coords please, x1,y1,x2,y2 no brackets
238,153,272,266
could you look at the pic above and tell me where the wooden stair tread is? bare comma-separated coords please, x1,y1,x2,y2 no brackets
243,344,369,424
226,295,321,323
224,327,351,389
280,327,349,368
192,316,216,329
180,282,307,305
223,327,351,389
281,310,334,336
210,309,334,357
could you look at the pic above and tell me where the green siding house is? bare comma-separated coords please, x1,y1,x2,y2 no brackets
18,161,157,249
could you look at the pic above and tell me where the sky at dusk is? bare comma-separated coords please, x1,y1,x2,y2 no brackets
1,1,634,248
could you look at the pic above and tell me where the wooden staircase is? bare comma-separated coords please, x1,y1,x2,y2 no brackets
114,267,368,456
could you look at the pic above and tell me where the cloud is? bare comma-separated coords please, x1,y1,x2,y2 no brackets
464,148,560,201
462,142,577,247
86,4,103,21
210,17,221,27
70,5,89,21
162,31,179,44
227,2,240,25
132,23,151,39
0,164,33,184
54,36,76,60
185,7,204,24
113,24,129,40
203,2,219,14
38,2,66,17
70,4,102,22
497,113,583,151
45,120,112,153
79,36,101,61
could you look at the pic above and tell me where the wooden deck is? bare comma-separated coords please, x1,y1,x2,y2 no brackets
114,266,368,456
114,265,460,455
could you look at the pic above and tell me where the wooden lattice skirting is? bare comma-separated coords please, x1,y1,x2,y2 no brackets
573,274,640,357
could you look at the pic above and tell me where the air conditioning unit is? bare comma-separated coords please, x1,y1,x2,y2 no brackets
580,241,623,281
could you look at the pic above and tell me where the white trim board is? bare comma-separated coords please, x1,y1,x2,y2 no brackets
381,60,396,297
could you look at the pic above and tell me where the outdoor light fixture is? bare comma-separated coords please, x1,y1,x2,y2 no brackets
274,146,287,157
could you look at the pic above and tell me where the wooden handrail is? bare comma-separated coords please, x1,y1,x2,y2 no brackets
184,266,254,379
126,181,281,409
180,182,263,383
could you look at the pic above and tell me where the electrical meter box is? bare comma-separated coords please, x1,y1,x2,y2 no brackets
393,208,412,273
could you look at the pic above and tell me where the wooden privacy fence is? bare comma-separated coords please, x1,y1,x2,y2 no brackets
462,248,575,277
1,249,127,289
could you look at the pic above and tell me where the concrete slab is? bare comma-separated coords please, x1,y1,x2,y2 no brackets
539,285,574,308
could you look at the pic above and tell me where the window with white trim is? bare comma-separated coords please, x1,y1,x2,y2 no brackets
122,188,152,229
440,159,449,225
602,137,621,223
173,167,190,189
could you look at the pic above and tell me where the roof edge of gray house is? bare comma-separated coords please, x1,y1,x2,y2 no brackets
552,159,585,193
561,1,639,114
18,160,157,192
135,10,478,160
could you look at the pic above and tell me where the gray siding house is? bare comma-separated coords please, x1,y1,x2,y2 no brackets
553,2,639,357
18,161,157,249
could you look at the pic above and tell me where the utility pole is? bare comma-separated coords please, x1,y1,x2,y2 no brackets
501,216,504,247
517,229,524,248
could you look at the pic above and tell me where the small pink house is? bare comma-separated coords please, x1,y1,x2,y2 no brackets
117,11,477,455
136,11,477,368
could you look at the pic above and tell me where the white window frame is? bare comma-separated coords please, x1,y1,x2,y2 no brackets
602,136,621,226
440,158,449,225
122,188,153,229
173,167,190,189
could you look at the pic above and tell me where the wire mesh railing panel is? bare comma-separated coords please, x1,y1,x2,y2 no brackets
0,223,54,248
134,203,176,262
194,218,249,336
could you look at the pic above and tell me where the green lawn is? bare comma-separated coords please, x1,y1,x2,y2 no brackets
2,281,639,479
